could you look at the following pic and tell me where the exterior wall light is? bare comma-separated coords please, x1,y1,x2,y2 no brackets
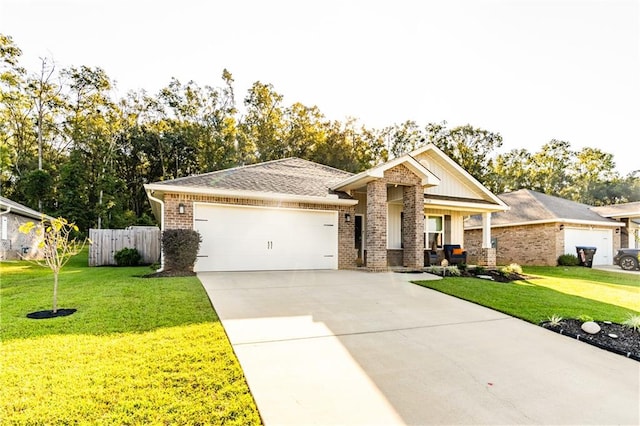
345,213,351,223
559,224,564,231
178,203,186,214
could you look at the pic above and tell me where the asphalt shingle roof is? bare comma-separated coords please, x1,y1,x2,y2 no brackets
154,158,354,199
465,189,620,227
0,196,52,220
592,201,640,217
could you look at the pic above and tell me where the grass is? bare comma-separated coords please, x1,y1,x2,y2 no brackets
414,266,640,325
0,251,262,425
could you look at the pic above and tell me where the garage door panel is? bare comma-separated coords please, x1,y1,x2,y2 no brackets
193,204,338,272
564,228,612,266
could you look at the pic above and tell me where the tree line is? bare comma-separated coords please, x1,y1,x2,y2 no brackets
1,34,638,232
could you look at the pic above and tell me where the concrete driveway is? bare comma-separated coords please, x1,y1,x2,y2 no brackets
198,270,640,425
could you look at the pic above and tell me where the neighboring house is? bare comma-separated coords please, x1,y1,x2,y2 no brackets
0,197,53,260
144,144,508,272
592,202,640,249
464,189,622,266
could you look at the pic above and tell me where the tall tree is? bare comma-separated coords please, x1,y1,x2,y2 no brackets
490,148,533,193
427,122,503,184
386,120,424,158
528,139,573,196
239,81,285,163
62,66,123,228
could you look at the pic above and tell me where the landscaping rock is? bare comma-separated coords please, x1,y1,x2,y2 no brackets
581,321,601,334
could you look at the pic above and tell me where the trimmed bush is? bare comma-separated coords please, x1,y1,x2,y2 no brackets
162,229,202,272
500,263,523,275
113,247,142,266
558,254,580,266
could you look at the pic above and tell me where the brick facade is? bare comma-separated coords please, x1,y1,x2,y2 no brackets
366,180,388,270
465,223,620,266
163,193,357,269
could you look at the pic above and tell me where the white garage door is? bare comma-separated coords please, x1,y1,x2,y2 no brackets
193,204,338,272
564,228,613,265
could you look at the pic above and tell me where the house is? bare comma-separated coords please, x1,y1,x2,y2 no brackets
0,196,53,260
464,189,623,266
592,202,640,249
144,144,508,272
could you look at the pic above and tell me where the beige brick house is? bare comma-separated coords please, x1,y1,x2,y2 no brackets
0,196,53,260
464,189,624,266
145,144,508,272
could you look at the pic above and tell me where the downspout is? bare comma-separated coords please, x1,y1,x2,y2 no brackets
146,190,165,272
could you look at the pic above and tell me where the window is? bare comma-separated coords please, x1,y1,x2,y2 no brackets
426,215,443,250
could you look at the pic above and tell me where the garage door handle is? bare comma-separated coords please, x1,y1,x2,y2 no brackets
267,241,273,249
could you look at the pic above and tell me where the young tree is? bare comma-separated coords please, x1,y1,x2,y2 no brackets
19,216,89,313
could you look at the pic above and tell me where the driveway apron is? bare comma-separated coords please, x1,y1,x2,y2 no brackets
198,270,640,425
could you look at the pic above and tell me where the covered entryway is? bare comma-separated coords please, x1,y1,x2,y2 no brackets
564,228,613,265
193,204,338,272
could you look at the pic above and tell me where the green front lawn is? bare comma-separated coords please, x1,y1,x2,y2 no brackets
0,252,261,425
415,266,640,324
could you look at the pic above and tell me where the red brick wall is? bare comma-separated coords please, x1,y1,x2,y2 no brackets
163,193,357,269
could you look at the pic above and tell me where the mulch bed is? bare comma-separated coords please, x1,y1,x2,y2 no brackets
458,270,639,361
541,319,640,361
26,309,77,319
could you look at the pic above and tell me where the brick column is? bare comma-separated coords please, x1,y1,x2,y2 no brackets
477,248,496,268
366,180,387,270
402,184,424,268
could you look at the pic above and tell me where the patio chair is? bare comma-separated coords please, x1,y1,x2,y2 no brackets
424,250,438,266
443,244,467,265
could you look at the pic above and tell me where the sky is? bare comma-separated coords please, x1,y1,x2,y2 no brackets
1,0,639,175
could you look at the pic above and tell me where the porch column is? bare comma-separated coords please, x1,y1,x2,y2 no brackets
478,212,496,267
402,184,424,268
366,180,387,270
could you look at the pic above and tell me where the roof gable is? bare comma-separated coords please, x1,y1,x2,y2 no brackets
409,144,507,209
331,154,440,192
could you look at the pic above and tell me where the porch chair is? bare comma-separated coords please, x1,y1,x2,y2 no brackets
443,244,467,265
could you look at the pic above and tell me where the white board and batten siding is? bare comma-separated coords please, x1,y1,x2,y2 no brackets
564,228,613,266
89,227,161,266
193,203,338,272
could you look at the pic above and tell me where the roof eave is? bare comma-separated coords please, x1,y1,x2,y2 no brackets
465,218,624,230
144,184,359,206
425,199,510,213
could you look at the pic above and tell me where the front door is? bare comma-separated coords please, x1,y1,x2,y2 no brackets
355,214,363,264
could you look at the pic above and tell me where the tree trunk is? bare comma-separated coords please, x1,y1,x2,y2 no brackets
52,270,58,313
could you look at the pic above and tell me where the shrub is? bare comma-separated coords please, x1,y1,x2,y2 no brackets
557,254,579,266
114,247,142,266
500,263,523,275
162,229,202,272
547,314,564,327
623,314,640,332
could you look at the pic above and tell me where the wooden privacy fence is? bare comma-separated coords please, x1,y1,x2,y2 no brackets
89,226,161,266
